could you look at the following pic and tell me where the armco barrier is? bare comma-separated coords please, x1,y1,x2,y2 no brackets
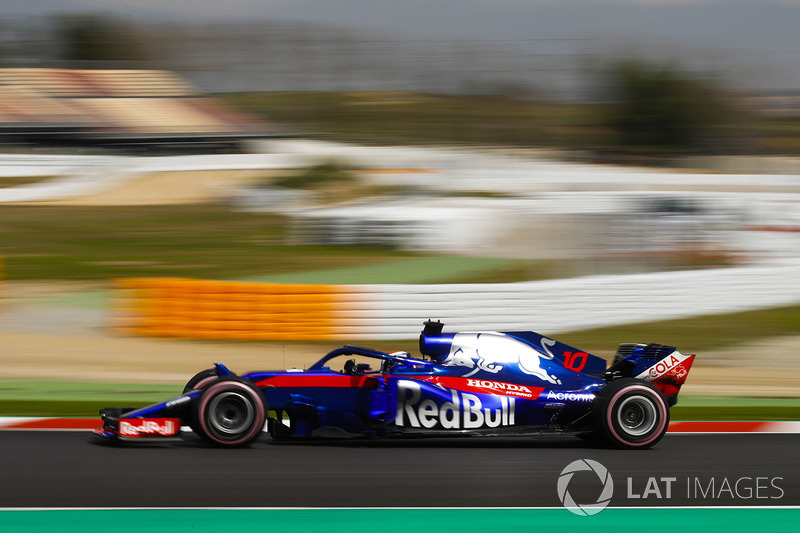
115,261,800,341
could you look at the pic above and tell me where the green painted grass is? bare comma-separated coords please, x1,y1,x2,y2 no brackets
0,381,182,416
0,381,180,402
25,289,111,309
0,508,797,533
0,400,140,417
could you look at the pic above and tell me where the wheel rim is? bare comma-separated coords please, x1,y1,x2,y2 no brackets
616,395,657,437
207,391,255,438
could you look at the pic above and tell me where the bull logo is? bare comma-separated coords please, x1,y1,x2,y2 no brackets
442,333,560,384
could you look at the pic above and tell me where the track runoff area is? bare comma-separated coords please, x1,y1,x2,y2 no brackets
0,421,797,532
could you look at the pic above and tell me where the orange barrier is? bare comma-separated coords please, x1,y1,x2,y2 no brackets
115,278,344,341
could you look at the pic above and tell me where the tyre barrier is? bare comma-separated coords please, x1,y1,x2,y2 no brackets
114,278,347,341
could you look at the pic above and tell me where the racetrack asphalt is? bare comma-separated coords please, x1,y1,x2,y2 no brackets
0,432,796,508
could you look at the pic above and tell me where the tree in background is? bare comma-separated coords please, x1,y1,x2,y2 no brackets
54,14,148,62
603,60,735,153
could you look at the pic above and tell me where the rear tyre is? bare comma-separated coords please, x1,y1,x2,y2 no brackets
592,378,669,449
183,368,218,394
193,377,266,447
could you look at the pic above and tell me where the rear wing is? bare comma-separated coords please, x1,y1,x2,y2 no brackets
606,343,696,402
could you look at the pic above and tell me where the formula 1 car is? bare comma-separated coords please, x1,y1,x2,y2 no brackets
96,321,695,449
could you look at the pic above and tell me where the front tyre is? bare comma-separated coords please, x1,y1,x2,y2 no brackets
193,378,266,447
183,368,218,393
592,378,669,449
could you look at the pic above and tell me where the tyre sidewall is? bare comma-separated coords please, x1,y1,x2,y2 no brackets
185,369,219,434
183,368,218,394
194,378,266,447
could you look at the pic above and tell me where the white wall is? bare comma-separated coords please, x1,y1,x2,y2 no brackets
331,260,800,339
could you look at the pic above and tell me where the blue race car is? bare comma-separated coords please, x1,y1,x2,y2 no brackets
96,321,695,449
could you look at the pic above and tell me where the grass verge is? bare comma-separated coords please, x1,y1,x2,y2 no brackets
0,176,58,188
0,381,179,416
223,90,800,155
0,204,415,281
224,91,606,149
0,203,728,282
0,204,651,283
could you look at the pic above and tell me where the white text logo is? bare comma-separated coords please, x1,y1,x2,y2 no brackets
119,419,178,437
395,380,515,429
546,390,595,403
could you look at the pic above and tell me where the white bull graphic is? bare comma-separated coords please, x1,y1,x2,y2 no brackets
442,332,560,384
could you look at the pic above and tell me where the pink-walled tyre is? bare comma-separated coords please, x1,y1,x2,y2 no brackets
592,378,669,449
183,368,218,394
184,369,221,436
193,378,266,447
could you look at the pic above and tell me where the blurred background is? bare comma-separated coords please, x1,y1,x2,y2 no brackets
0,1,799,420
